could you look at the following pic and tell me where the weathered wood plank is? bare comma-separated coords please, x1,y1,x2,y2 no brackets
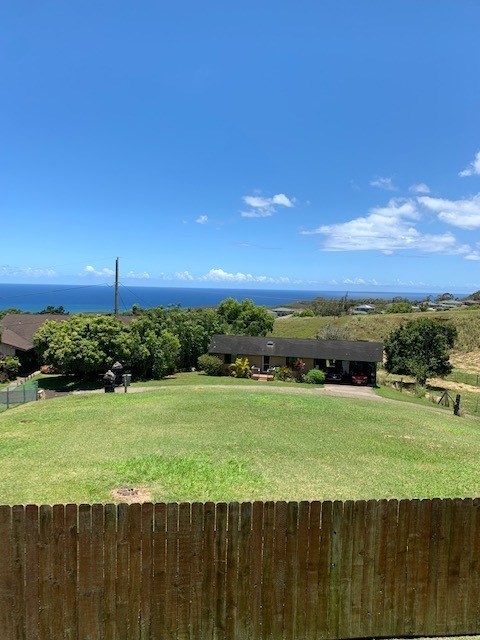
294,501,310,640
225,502,239,640
116,503,130,640
404,498,420,637
51,504,66,640
446,497,465,634
272,501,287,640
190,503,204,640
236,502,252,640
103,504,117,640
466,497,480,633
201,502,215,640
372,499,388,636
283,502,298,640
349,500,366,638
151,503,167,640
327,501,343,639
316,500,332,639
128,502,142,640
382,499,399,634
305,501,321,640
64,504,78,640
38,505,54,640
11,505,26,640
260,500,274,640
413,499,433,636
140,503,154,640
361,499,377,638
338,500,354,639
250,501,264,640
90,504,105,639
177,502,191,640
392,499,409,638
214,502,228,640
166,502,179,640
0,505,14,640
433,497,452,636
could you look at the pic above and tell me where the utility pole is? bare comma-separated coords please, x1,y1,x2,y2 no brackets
114,257,119,316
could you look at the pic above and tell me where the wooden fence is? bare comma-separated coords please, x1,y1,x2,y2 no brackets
1,498,480,639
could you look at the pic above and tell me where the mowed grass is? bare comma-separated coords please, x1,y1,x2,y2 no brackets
1,386,480,505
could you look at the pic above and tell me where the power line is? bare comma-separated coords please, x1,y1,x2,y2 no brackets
0,282,113,303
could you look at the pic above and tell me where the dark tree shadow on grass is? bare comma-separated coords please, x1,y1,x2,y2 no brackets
37,375,104,392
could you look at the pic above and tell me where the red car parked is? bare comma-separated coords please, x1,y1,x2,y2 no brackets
351,373,369,385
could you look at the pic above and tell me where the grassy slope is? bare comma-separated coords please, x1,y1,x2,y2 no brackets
1,387,479,505
272,308,480,365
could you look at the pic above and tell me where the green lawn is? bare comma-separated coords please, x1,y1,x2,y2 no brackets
1,385,480,505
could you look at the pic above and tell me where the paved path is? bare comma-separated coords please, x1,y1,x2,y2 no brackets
75,383,383,401
74,382,464,417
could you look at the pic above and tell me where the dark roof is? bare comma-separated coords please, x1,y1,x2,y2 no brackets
209,334,384,362
0,314,133,351
0,314,71,351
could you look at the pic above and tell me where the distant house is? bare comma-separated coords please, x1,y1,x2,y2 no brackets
271,307,295,317
352,304,376,315
208,334,383,385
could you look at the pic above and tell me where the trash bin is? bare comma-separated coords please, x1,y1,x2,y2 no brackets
122,373,132,387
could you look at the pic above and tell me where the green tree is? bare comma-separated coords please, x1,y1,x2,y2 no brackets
386,302,412,314
39,305,69,315
217,298,274,336
33,315,132,376
385,318,457,386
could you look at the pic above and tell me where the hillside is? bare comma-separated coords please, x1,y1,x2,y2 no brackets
272,308,480,370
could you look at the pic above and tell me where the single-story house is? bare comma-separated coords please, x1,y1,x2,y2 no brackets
208,334,384,385
0,313,131,367
0,314,71,358
271,307,295,317
352,304,376,315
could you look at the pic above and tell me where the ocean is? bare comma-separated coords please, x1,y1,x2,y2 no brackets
0,283,466,314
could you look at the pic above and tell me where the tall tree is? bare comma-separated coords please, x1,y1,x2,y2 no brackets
385,318,457,386
217,298,274,336
34,315,132,376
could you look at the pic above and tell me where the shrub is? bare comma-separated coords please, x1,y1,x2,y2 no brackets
0,355,20,382
229,357,251,378
274,366,294,382
198,354,224,376
305,369,325,384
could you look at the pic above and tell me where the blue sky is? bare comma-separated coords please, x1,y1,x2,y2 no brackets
1,1,480,293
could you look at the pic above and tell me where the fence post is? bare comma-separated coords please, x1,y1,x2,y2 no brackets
6,388,9,409
23,385,26,404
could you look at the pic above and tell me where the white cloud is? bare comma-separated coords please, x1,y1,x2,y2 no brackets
241,192,295,218
465,252,480,261
301,198,470,256
409,183,431,194
124,271,151,280
196,215,208,224
81,265,115,277
174,270,194,281
272,193,295,207
370,177,398,191
459,151,480,177
0,266,57,278
198,267,294,285
419,194,480,229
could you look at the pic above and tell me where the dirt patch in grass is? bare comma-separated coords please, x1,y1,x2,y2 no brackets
112,487,152,504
